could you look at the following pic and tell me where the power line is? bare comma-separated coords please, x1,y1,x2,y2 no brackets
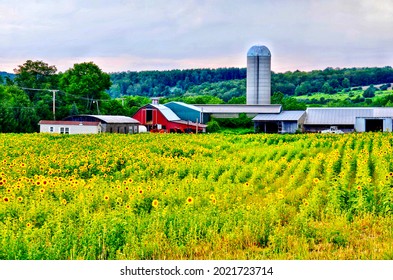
18,86,117,117
20,87,59,120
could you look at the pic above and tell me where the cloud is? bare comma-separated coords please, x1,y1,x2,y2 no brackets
0,0,392,72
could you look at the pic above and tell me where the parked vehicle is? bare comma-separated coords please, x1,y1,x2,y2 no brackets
321,126,344,134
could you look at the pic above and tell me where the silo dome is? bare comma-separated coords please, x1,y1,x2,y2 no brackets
247,45,271,57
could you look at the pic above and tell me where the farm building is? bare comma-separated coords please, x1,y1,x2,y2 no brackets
137,100,393,134
193,104,282,123
304,108,393,133
164,101,283,124
132,103,206,133
253,111,306,133
251,107,393,133
162,101,306,134
39,120,101,134
164,102,203,124
62,115,141,133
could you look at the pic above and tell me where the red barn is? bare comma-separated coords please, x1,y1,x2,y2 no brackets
133,103,206,133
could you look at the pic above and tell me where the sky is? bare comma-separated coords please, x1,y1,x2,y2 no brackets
1,0,392,73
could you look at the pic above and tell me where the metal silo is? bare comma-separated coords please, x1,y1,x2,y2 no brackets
246,45,271,105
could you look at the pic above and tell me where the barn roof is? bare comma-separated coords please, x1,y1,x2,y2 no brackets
39,120,100,126
149,104,181,121
305,108,372,125
372,108,393,117
64,115,140,124
165,102,202,112
87,115,140,124
304,108,393,125
253,111,306,121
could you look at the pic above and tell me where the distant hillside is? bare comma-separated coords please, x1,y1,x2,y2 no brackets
108,66,393,99
0,71,14,82
108,68,246,98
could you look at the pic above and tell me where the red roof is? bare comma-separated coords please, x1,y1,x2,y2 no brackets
39,120,100,126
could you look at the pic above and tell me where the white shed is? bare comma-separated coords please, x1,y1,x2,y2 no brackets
39,120,101,134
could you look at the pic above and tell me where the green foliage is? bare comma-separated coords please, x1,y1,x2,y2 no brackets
160,95,224,105
59,62,112,113
108,68,246,98
123,96,151,116
213,113,253,129
379,83,391,91
0,85,39,132
14,60,58,91
272,92,306,110
109,66,393,99
363,85,377,98
342,78,350,88
227,96,246,104
321,82,334,94
273,66,393,96
206,119,221,132
185,80,246,102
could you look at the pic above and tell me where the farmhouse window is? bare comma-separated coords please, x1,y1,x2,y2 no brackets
60,127,70,134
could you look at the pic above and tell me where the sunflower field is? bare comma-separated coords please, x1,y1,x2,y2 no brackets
1,132,393,260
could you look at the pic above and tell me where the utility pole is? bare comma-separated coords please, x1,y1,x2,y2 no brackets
196,118,198,134
50,90,57,120
20,87,59,120
93,100,100,114
119,97,125,106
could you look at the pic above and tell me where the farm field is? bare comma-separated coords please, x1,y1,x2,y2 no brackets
1,133,393,260
295,89,393,102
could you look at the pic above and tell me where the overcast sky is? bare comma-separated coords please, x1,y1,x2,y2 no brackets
1,0,392,73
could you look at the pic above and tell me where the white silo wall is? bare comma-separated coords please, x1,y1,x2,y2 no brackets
246,56,258,105
246,45,271,105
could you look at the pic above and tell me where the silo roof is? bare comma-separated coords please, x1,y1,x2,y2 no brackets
247,45,271,57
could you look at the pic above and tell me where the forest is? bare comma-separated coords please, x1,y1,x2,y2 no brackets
108,66,393,99
1,60,393,133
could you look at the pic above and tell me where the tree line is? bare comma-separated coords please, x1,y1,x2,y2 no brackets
0,60,129,132
108,68,246,98
108,66,393,98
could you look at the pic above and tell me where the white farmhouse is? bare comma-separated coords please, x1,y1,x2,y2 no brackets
39,120,101,134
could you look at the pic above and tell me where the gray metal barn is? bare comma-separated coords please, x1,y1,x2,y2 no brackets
253,111,306,133
304,108,393,132
194,104,282,123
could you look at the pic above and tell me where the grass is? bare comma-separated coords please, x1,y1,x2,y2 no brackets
295,90,393,104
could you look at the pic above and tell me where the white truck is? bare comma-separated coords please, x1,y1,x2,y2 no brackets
321,126,344,134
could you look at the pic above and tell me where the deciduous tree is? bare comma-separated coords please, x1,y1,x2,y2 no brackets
59,62,111,113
